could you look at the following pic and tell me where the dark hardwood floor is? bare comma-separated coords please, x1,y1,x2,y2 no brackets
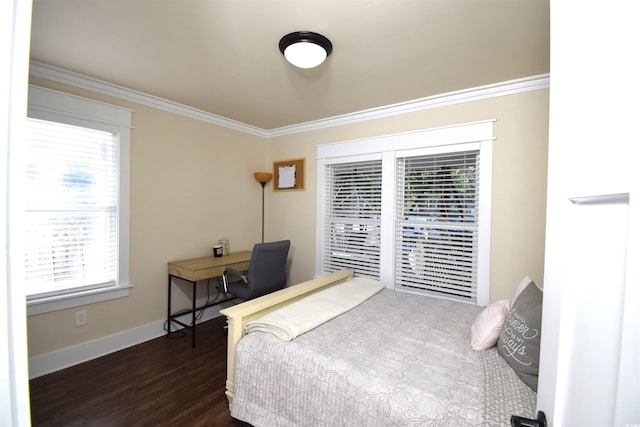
29,316,252,427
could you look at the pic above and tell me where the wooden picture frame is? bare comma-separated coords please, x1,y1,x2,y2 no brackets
273,158,305,191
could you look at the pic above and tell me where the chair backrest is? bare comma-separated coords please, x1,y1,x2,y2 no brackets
245,240,291,298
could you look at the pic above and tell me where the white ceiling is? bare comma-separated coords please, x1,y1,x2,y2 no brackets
29,0,549,131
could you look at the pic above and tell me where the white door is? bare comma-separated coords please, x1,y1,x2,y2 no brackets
538,2,640,425
1,0,33,425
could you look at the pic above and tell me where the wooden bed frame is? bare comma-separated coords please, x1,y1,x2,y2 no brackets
219,268,354,405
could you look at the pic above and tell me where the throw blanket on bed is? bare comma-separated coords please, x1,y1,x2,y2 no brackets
244,276,385,341
232,288,537,426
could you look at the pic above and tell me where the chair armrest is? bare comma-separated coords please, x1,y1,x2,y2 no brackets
225,267,248,283
222,268,247,293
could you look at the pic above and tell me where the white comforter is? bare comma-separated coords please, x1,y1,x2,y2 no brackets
245,276,384,341
232,288,537,426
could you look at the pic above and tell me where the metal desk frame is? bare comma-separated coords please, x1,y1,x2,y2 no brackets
167,251,251,348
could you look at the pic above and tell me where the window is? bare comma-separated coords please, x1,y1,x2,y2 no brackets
322,159,382,278
316,122,493,305
25,86,132,314
395,149,479,301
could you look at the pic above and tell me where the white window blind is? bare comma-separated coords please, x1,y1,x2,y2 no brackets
24,85,132,314
316,121,493,304
322,160,382,278
395,150,480,301
25,118,118,298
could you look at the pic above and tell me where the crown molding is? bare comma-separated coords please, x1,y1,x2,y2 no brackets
30,61,548,139
29,61,268,138
268,74,549,137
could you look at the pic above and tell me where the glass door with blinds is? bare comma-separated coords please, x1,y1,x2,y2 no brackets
321,159,382,278
316,121,493,304
395,148,480,302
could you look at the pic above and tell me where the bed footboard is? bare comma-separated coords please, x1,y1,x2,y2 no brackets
219,268,354,406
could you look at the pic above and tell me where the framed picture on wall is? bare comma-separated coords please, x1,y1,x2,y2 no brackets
273,158,305,191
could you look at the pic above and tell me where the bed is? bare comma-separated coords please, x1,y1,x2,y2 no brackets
220,269,538,426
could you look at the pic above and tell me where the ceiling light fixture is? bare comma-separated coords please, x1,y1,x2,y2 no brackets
279,31,333,69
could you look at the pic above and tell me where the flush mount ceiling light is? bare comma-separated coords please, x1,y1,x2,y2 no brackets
279,31,333,69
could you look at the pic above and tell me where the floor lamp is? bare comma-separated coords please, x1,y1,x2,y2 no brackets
254,172,273,243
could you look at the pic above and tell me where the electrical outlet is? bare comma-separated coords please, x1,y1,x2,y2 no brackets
75,310,87,327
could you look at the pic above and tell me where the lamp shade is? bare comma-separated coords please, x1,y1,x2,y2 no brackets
254,172,273,184
279,31,332,69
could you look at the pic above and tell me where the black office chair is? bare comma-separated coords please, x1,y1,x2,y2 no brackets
222,240,290,300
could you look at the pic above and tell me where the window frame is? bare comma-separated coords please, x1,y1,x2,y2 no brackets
316,121,493,305
394,145,481,302
25,85,133,315
320,155,383,278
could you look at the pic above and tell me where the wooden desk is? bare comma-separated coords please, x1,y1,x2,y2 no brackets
167,251,252,348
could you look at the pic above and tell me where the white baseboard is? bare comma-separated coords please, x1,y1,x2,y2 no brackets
28,301,236,379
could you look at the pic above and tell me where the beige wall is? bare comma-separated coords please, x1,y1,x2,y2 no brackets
27,77,267,357
266,89,549,303
26,77,548,359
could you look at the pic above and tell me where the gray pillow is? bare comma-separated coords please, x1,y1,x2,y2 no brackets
497,281,543,391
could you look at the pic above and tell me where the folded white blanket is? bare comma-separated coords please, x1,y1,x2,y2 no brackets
245,276,385,341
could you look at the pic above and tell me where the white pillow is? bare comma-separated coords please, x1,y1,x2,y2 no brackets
470,299,511,350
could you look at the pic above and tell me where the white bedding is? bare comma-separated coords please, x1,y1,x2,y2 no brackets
245,276,384,341
231,288,537,426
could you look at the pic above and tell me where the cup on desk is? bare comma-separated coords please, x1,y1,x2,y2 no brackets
213,244,223,257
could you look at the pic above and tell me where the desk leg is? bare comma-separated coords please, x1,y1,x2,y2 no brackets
167,274,172,335
191,280,197,348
